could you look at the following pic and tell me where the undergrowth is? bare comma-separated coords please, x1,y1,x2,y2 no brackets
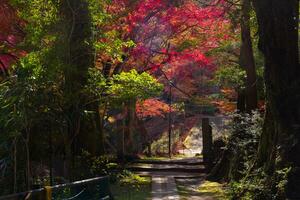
222,111,290,200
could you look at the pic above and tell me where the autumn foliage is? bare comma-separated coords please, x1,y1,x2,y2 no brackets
0,1,24,72
136,98,174,118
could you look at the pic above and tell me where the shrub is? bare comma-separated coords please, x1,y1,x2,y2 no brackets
226,111,263,180
224,111,290,200
74,151,119,179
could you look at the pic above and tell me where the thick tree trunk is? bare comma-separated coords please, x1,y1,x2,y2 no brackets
207,148,232,182
59,0,95,180
61,0,96,157
240,0,258,112
257,102,276,173
237,90,246,112
252,0,300,198
124,99,137,155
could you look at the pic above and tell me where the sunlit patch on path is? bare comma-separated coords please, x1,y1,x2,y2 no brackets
152,176,180,200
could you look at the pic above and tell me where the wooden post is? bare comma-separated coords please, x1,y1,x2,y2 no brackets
44,186,52,200
147,142,152,157
202,118,213,171
168,84,172,158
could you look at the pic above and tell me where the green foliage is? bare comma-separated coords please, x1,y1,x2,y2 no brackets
117,170,151,187
0,51,64,137
89,156,118,176
87,0,135,62
222,111,263,181
0,81,22,138
275,167,291,197
177,39,198,52
225,111,290,200
94,33,135,62
87,0,110,26
76,151,119,177
109,69,163,102
0,61,64,194
214,66,246,90
75,151,151,197
228,169,272,200
85,69,163,109
110,172,152,200
11,0,59,47
85,68,107,98
228,167,291,200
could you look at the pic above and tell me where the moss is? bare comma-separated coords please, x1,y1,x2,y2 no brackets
197,181,227,199
119,173,151,186
110,175,151,200
176,179,228,200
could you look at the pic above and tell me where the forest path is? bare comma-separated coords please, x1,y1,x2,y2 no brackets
131,157,213,200
152,176,180,200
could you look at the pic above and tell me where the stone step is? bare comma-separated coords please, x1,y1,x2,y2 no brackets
137,171,206,178
127,163,206,173
134,159,203,165
134,157,203,165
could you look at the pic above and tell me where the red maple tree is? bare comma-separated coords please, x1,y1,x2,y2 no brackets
0,1,24,73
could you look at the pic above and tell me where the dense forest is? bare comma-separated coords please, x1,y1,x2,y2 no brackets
0,0,299,199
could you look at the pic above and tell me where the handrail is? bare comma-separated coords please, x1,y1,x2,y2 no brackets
0,176,110,200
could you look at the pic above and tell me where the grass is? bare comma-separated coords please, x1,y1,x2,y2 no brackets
139,154,195,161
139,156,168,161
110,183,151,200
110,173,151,200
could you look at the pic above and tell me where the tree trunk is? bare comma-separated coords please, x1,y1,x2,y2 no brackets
121,112,125,162
97,104,106,155
240,0,258,112
257,102,276,173
237,90,246,112
124,99,136,155
252,0,300,198
13,138,17,193
207,148,232,182
61,0,94,166
25,137,31,189
48,127,53,186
